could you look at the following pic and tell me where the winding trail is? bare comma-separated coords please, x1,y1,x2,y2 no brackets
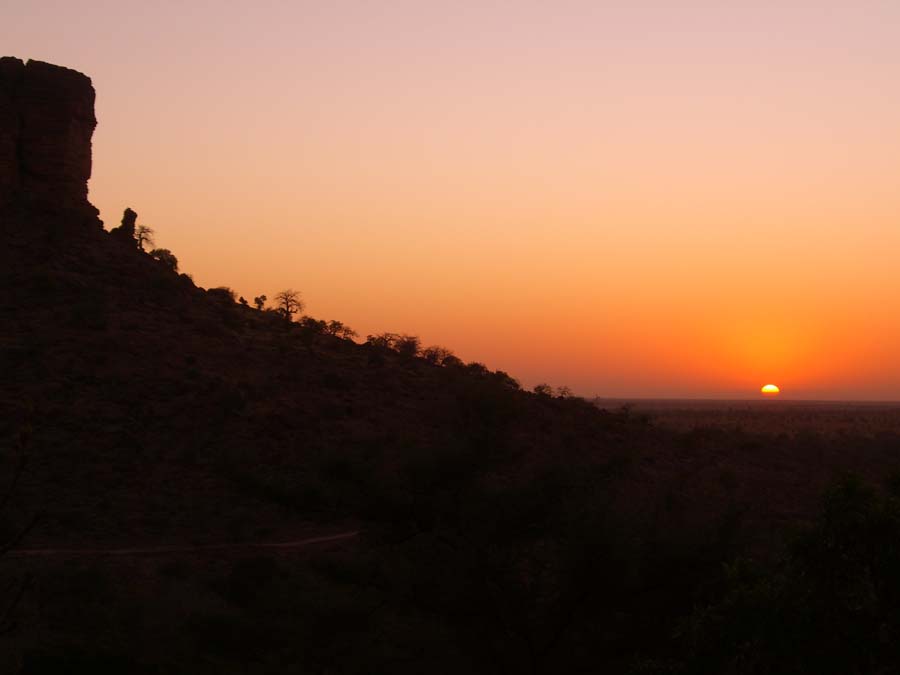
6,530,361,558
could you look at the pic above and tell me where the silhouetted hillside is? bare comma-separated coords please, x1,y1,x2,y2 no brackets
4,58,900,674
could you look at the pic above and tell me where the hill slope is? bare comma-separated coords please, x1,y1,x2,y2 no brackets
4,58,900,674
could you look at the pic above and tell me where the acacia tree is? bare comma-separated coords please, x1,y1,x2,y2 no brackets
274,289,303,322
253,295,267,310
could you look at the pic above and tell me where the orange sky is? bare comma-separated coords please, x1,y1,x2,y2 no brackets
7,2,900,399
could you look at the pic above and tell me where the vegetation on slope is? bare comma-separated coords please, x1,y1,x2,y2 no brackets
3,208,900,673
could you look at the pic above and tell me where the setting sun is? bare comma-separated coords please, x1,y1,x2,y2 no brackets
761,384,781,396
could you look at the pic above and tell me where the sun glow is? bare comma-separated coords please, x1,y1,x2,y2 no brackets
761,384,780,396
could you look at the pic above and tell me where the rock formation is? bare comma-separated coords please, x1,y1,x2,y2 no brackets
110,206,138,244
0,57,97,214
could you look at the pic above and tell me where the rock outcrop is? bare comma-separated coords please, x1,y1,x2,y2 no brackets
0,57,97,213
110,206,138,245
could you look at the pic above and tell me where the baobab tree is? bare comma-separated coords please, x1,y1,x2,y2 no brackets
274,289,303,322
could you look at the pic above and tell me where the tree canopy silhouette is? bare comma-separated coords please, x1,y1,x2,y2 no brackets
422,345,455,366
323,320,357,340
149,248,178,271
135,225,155,251
274,289,303,322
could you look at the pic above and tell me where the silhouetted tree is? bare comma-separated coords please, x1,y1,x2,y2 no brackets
253,295,267,310
366,332,421,355
149,248,178,271
238,296,248,306
274,289,303,322
494,371,521,390
300,316,327,333
556,386,573,399
135,225,155,251
422,345,455,365
441,354,464,367
395,334,421,358
323,320,357,340
466,361,489,376
366,333,399,350
533,383,553,397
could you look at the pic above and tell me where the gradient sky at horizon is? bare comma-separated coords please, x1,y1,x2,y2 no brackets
6,1,900,399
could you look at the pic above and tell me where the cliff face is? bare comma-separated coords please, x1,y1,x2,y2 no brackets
0,57,97,213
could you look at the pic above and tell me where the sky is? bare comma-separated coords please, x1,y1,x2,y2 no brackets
6,1,900,399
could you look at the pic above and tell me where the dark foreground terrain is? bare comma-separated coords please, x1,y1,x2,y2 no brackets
597,397,900,436
3,58,900,674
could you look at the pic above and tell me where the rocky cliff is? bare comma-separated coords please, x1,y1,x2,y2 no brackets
0,57,97,214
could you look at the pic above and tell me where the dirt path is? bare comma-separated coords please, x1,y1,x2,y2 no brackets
6,530,361,558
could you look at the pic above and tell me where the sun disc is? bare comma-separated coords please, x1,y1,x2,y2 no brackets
761,384,780,396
